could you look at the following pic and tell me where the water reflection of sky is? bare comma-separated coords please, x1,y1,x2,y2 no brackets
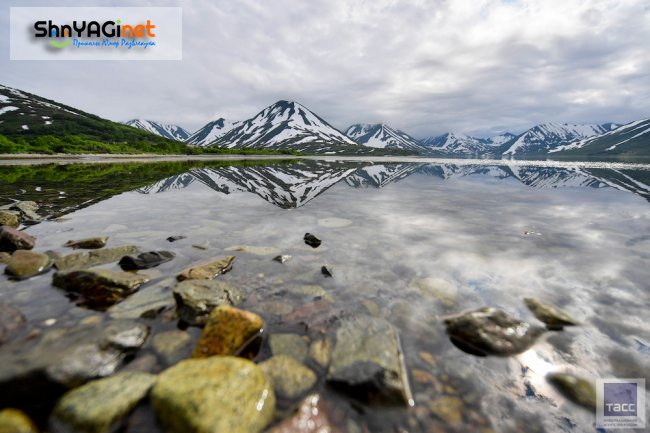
4,161,650,432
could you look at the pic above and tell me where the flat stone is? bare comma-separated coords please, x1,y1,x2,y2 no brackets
193,306,264,358
108,278,176,320
151,357,275,433
0,302,26,345
524,298,579,330
173,279,244,326
4,250,52,280
153,330,192,365
0,226,35,252
309,338,331,368
54,245,140,271
176,256,235,281
444,307,546,356
269,333,309,362
0,320,149,408
118,251,175,271
0,211,19,228
64,236,109,249
0,408,37,433
546,373,596,409
264,394,345,433
327,316,413,406
50,372,155,433
430,396,464,424
52,269,150,310
260,355,317,399
225,245,280,256
11,202,40,222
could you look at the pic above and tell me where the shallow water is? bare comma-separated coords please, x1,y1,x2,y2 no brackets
1,158,650,432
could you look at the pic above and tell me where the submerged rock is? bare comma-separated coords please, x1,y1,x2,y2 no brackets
524,298,579,330
166,235,186,242
52,269,150,310
0,226,35,252
64,236,109,249
225,245,280,256
321,265,333,278
269,333,309,362
273,255,292,263
547,373,596,409
176,255,235,281
151,357,275,433
11,202,41,222
173,279,244,326
4,250,52,280
309,338,332,368
303,233,321,248
0,408,37,433
0,252,10,264
0,320,149,407
54,245,140,271
327,316,413,406
260,355,317,399
0,302,26,345
193,306,264,358
444,307,546,356
153,330,192,365
108,278,176,319
430,396,464,425
118,250,175,271
0,211,20,228
50,372,155,433
264,394,345,433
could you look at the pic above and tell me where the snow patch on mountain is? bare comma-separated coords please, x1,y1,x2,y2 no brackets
123,119,190,141
186,118,242,146
345,124,426,152
503,123,617,156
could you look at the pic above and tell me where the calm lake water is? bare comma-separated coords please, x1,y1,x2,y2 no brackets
1,158,650,432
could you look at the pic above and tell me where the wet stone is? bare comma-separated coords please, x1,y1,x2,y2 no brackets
193,305,264,358
0,252,10,264
0,408,38,433
0,211,20,228
0,226,36,252
52,269,150,310
430,396,464,425
444,307,546,356
273,255,292,263
4,250,52,280
546,373,596,409
118,250,175,271
524,298,579,330
54,245,140,271
176,255,235,281
108,278,176,320
153,330,192,365
269,333,309,362
50,372,155,433
303,233,321,248
260,355,317,399
264,394,346,433
0,302,26,345
309,337,332,368
327,316,413,406
151,356,275,433
166,235,186,242
11,202,41,222
64,236,109,249
173,279,245,326
225,245,281,256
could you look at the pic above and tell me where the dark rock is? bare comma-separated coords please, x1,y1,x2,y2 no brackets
173,279,244,326
166,236,186,242
0,302,26,345
54,245,140,271
176,255,235,281
0,211,20,228
153,330,192,365
273,255,292,263
264,394,346,433
327,316,413,406
546,373,596,409
52,269,150,310
259,355,316,399
303,233,321,248
118,251,175,271
0,320,149,408
64,236,109,249
151,357,275,433
321,266,333,278
444,307,546,356
4,250,52,280
50,372,155,433
0,226,35,252
192,306,263,358
107,278,176,320
524,298,579,330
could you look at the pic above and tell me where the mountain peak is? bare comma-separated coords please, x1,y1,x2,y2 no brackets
122,119,190,141
345,123,426,151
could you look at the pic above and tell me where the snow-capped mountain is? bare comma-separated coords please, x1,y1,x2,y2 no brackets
502,123,619,157
210,100,363,153
345,124,426,152
550,118,650,157
123,119,190,141
185,118,241,146
488,133,517,146
420,133,494,155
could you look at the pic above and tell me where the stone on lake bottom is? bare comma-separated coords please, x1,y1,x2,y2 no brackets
173,279,244,326
176,256,235,281
0,302,26,345
269,333,309,362
0,211,20,228
303,233,321,248
118,250,175,271
260,355,317,399
0,226,35,252
0,408,37,433
546,372,596,409
54,245,140,271
4,250,52,280
264,394,347,433
524,298,578,330
64,236,109,249
192,305,264,358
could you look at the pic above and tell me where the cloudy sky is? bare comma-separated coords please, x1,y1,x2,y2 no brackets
2,0,649,138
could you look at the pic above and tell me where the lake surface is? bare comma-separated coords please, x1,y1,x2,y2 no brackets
1,158,650,432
